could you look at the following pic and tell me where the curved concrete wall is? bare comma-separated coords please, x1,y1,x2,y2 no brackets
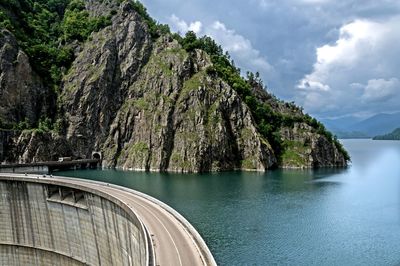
0,180,148,266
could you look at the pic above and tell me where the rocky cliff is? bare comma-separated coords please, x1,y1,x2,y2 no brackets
0,0,348,171
280,123,347,168
0,30,52,127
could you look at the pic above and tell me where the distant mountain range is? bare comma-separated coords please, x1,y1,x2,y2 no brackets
321,112,400,138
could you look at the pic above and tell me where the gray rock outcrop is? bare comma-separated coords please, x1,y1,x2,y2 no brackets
0,30,51,126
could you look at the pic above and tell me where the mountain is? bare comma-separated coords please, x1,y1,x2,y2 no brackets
321,112,400,138
331,131,370,139
0,0,349,171
351,113,400,137
373,128,400,140
320,116,362,133
320,117,368,139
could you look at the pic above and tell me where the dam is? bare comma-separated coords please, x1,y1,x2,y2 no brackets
0,174,216,266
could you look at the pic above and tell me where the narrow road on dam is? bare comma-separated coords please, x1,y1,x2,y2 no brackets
0,173,217,266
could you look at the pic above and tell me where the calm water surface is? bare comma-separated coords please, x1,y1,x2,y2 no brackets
59,139,400,265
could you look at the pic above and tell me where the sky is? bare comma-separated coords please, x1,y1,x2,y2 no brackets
141,0,400,119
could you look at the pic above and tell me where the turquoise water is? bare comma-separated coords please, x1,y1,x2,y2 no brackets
58,139,400,265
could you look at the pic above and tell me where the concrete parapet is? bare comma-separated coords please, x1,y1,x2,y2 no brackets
0,177,150,266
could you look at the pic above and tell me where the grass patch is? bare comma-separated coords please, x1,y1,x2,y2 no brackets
281,140,309,167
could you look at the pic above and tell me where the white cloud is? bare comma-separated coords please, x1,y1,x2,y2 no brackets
205,21,274,75
169,14,202,34
298,80,330,91
298,20,385,92
296,17,400,116
169,15,275,79
362,78,399,102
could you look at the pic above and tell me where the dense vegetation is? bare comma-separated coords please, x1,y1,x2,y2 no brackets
0,0,114,130
0,0,113,86
373,128,400,140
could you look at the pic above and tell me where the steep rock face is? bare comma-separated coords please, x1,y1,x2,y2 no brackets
61,2,153,158
280,123,347,168
0,130,71,163
0,30,50,126
102,39,275,171
251,83,347,168
57,2,275,172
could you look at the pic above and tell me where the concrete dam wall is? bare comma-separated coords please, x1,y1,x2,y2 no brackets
0,179,148,265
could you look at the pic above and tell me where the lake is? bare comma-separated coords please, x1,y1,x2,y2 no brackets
58,139,400,265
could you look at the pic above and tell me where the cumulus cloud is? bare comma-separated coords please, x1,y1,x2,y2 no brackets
169,15,275,78
362,78,399,102
204,21,275,75
296,17,400,117
170,14,202,34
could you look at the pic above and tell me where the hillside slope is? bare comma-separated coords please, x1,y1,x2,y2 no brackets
373,128,400,140
0,0,349,171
